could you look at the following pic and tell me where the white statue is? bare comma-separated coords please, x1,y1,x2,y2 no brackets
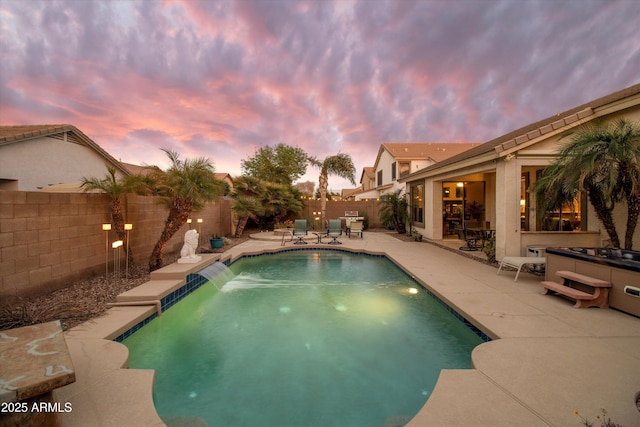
178,229,202,263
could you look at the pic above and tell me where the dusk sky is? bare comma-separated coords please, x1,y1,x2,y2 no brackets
1,0,639,191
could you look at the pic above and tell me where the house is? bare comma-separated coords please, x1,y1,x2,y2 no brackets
214,173,234,195
353,167,378,200
0,124,130,191
340,187,362,201
401,83,640,260
356,142,480,200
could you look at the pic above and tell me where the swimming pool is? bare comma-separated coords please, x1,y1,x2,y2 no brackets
123,251,485,426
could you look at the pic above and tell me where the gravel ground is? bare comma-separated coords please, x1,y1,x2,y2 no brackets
0,230,414,332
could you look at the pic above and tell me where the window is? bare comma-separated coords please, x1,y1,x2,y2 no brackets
534,168,585,231
411,183,424,225
399,162,411,178
377,170,383,187
521,173,529,231
391,162,397,181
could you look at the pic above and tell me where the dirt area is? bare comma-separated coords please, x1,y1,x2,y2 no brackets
0,229,419,332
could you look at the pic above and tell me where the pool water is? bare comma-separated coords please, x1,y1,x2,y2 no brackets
123,251,484,427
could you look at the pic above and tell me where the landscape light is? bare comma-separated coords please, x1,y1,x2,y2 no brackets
112,241,123,281
102,224,111,281
125,224,133,279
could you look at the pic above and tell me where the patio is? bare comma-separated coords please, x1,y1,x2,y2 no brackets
58,231,640,426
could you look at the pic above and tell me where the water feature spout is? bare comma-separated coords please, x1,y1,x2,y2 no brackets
195,262,236,290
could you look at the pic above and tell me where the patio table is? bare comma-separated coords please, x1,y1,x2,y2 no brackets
312,231,328,243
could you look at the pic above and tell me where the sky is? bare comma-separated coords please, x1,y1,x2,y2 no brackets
1,0,639,191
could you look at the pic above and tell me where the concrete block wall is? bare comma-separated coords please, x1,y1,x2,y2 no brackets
0,191,234,297
125,194,234,264
1,191,111,296
300,200,382,229
0,191,378,297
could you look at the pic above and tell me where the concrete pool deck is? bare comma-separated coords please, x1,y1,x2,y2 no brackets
57,231,640,426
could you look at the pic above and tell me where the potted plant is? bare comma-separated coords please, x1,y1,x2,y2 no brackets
210,234,224,249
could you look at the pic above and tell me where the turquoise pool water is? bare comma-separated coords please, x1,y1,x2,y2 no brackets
123,251,484,427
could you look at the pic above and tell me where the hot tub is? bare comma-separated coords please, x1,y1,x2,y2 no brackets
545,247,640,317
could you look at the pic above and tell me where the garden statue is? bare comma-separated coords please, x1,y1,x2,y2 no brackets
178,229,201,263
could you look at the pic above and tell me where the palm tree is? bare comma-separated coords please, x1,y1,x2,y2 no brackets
535,119,640,249
262,182,304,225
148,149,224,271
81,165,139,265
309,153,356,226
231,176,265,237
378,190,409,234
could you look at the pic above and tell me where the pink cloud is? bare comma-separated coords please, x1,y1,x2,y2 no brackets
1,0,639,190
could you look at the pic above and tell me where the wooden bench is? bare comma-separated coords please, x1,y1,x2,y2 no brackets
540,270,611,308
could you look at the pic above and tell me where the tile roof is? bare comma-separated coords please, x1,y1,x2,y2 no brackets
380,142,482,162
0,124,130,176
403,82,640,179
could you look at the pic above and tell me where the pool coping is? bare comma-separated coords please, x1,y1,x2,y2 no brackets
57,234,640,427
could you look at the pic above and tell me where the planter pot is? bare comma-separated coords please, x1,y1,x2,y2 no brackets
210,238,224,249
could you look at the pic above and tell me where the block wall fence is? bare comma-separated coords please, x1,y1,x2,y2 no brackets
0,191,382,297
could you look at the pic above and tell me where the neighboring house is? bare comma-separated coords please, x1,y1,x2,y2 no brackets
353,167,378,200
0,124,130,191
356,142,480,200
401,83,640,260
340,187,362,201
214,173,234,194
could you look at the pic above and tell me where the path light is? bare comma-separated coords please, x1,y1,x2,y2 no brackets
102,224,111,282
112,240,123,281
197,219,203,252
125,224,133,279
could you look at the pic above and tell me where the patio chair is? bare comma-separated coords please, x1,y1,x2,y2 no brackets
293,219,308,244
327,219,343,245
348,220,363,238
456,227,482,251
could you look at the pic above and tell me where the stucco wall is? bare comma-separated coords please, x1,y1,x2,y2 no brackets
0,136,126,191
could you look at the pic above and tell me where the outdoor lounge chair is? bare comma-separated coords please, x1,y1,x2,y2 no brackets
327,219,342,244
348,220,363,238
497,256,547,281
293,219,308,244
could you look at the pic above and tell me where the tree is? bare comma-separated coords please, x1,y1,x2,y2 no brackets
535,119,640,249
241,143,309,185
231,176,303,236
309,153,356,226
231,176,265,237
379,190,409,234
147,149,225,271
262,182,304,224
81,165,145,266
294,181,315,198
